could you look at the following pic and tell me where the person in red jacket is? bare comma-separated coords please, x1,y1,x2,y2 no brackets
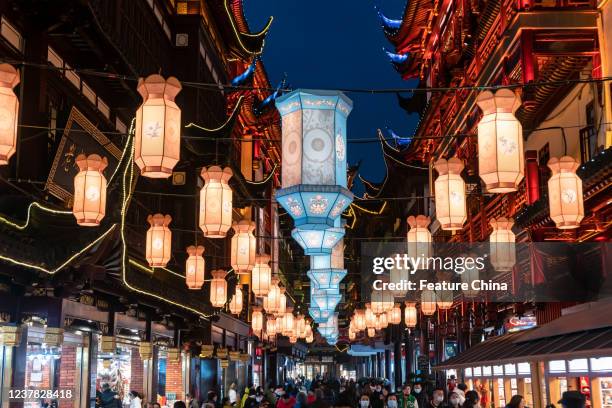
276,392,296,408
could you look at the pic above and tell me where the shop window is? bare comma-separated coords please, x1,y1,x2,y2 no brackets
591,357,612,372
493,365,504,376
483,366,492,376
473,366,482,377
1,17,23,52
568,359,589,373
465,367,473,377
518,362,531,375
549,360,567,374
505,363,517,376
96,339,140,407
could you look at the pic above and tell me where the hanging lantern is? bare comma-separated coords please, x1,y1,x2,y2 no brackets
434,158,467,230
263,277,281,314
308,306,331,324
371,286,394,314
0,64,19,165
406,215,432,260
278,287,287,315
266,315,277,337
296,315,306,339
489,217,517,271
365,304,377,329
547,156,584,229
376,312,388,330
354,309,366,331
404,302,417,328
252,254,272,297
146,214,172,267
231,220,256,274
289,336,297,344
291,218,345,255
282,307,295,336
229,286,243,315
312,290,341,313
306,332,314,343
476,89,524,192
185,245,205,289
387,304,402,325
349,330,356,341
436,289,454,310
307,254,347,291
251,307,263,332
367,328,376,337
134,74,182,178
199,166,233,238
73,154,108,226
421,289,437,316
209,269,227,308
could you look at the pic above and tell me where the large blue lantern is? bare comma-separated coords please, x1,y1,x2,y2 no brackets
308,306,331,324
307,238,346,290
291,217,344,255
317,313,339,341
275,90,353,229
312,287,342,312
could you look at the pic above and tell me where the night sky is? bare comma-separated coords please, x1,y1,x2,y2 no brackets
244,0,419,194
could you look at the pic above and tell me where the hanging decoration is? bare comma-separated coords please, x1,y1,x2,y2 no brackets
371,286,394,314
185,245,205,290
434,158,467,230
252,254,272,297
146,214,172,267
278,287,287,316
462,256,480,298
354,309,367,331
266,315,277,337
231,220,257,274
251,307,263,332
547,156,584,229
387,304,402,325
365,304,377,329
406,215,432,260
404,302,417,328
436,290,454,310
489,217,516,271
229,286,243,315
0,64,19,165
282,307,295,337
367,328,376,337
476,89,524,192
263,277,281,314
421,289,437,316
209,269,227,308
199,166,233,238
73,154,107,226
134,74,182,178
291,218,345,255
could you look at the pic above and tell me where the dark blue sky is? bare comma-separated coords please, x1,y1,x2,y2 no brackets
244,1,418,194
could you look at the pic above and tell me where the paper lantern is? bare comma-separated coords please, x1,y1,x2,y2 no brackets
266,315,277,337
134,74,182,178
199,166,233,238
73,154,107,226
349,330,356,341
291,220,345,255
278,287,287,315
263,277,280,314
209,269,227,308
289,336,297,344
436,289,454,310
434,158,467,230
476,89,524,192
365,304,377,329
146,214,172,267
375,312,388,330
306,332,314,343
308,306,331,324
282,307,295,336
296,315,306,339
489,217,516,271
275,90,354,228
251,307,263,332
307,255,347,291
229,286,243,315
388,304,402,325
312,291,341,313
354,309,367,331
185,245,205,289
406,215,432,260
421,290,437,316
318,313,338,339
547,156,584,229
404,302,417,328
367,328,376,337
371,286,394,314
252,254,272,297
0,64,19,165
231,220,256,274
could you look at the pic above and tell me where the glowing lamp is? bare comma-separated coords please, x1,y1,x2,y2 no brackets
291,220,345,255
0,64,19,165
251,307,263,332
547,156,584,229
252,254,272,297
388,304,402,325
199,166,233,238
375,312,388,330
407,215,432,260
489,217,516,271
296,315,306,338
476,89,524,192
229,286,243,315
421,290,437,316
367,328,376,338
404,302,417,328
209,269,227,308
263,277,281,314
349,330,356,341
282,307,295,336
266,316,277,337
289,336,297,344
436,290,454,310
306,332,314,343
307,254,347,291
278,287,287,315
308,306,331,324
371,287,394,314
146,214,172,267
312,289,341,313
434,158,467,230
365,304,377,329
354,309,367,331
231,220,256,274
73,154,107,226
185,245,205,289
134,74,182,178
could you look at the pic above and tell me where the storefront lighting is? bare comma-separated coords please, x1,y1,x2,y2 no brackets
146,214,172,267
209,269,227,308
73,154,107,226
489,217,516,271
434,158,467,230
135,74,182,178
476,89,524,192
251,307,264,332
406,215,432,260
231,220,256,274
185,245,205,289
547,156,584,229
421,289,437,316
229,286,243,315
199,166,233,238
252,254,272,297
0,64,19,165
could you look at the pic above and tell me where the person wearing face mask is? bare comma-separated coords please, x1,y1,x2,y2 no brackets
359,395,372,408
386,394,399,408
427,388,446,408
397,385,418,408
447,392,460,408
411,384,427,408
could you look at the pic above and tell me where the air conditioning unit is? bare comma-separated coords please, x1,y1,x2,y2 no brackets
175,33,188,47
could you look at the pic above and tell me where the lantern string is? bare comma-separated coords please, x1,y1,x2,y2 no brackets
5,57,612,94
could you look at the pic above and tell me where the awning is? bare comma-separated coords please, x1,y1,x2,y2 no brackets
436,300,612,370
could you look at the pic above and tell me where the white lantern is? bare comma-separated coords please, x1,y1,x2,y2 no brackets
367,328,376,338
209,269,227,308
489,217,516,271
185,245,205,289
251,307,263,332
547,156,584,229
199,166,233,238
371,286,394,314
266,315,277,337
73,154,107,226
278,287,287,315
146,214,172,267
476,89,524,192
231,220,256,274
434,158,467,230
354,309,366,332
365,304,377,329
229,286,243,315
387,304,402,325
407,215,432,260
404,302,417,328
421,289,437,316
282,307,295,336
296,315,306,339
0,64,19,165
436,289,454,310
252,254,272,297
349,330,356,341
263,277,281,314
134,74,182,178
